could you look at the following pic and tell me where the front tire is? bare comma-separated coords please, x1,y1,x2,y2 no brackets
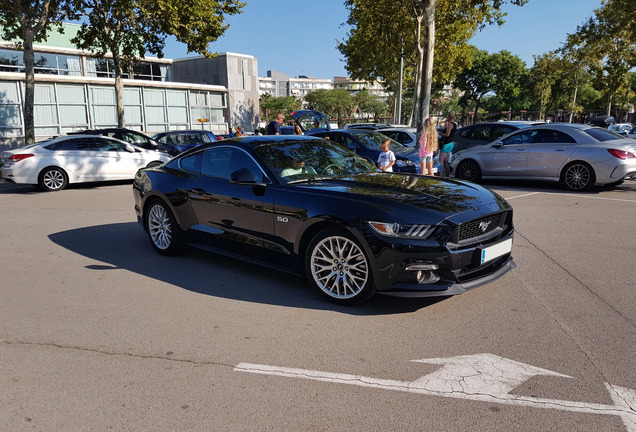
305,227,375,305
145,200,185,256
456,160,482,183
38,167,68,191
562,162,595,191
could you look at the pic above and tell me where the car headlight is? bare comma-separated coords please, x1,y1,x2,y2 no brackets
368,221,436,239
395,159,414,167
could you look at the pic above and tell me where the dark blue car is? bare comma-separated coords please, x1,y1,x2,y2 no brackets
311,129,419,173
152,130,218,156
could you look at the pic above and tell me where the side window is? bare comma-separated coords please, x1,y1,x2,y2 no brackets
491,125,515,139
180,152,202,173
96,139,128,151
200,148,263,181
533,130,577,144
59,138,97,151
472,125,491,141
458,127,472,139
502,130,538,145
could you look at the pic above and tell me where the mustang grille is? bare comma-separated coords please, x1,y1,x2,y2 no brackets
458,213,503,242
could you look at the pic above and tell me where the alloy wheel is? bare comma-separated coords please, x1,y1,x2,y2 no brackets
310,235,369,300
148,204,173,250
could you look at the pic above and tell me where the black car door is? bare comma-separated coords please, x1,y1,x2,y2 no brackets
186,146,283,259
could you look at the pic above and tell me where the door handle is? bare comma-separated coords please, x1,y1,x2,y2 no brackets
191,188,206,194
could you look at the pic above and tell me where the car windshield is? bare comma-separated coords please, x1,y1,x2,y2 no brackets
353,132,405,150
254,138,377,184
584,128,624,142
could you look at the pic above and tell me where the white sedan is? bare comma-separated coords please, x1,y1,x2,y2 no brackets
2,135,171,191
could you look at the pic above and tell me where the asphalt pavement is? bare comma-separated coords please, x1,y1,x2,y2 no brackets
0,179,634,431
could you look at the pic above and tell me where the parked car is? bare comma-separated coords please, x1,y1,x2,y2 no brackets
152,130,218,156
69,128,162,152
344,123,392,130
628,126,636,140
290,110,332,134
588,115,615,128
2,135,170,191
453,122,538,153
133,135,515,305
378,127,418,147
607,123,632,136
451,124,636,191
310,129,419,173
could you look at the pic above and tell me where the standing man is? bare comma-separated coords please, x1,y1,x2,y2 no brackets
267,113,285,135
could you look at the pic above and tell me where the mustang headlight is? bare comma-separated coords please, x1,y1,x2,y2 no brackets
368,222,436,239
395,159,414,167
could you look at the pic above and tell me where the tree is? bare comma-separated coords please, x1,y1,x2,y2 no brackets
353,89,389,121
339,0,528,135
567,0,636,116
72,0,245,128
0,0,77,144
305,89,354,127
259,94,301,122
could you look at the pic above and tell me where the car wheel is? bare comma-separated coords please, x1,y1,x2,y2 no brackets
562,162,595,191
305,227,375,305
145,200,185,256
38,167,68,191
456,160,482,183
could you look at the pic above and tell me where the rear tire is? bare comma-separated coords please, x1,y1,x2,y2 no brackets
38,167,68,191
145,200,185,256
305,227,375,305
562,162,595,191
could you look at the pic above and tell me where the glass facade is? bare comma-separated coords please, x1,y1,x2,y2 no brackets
0,80,227,138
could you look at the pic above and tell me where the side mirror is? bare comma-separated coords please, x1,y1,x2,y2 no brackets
230,168,266,186
125,144,136,153
491,140,503,148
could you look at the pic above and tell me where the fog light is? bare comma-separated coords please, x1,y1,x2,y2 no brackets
405,263,439,271
415,270,440,284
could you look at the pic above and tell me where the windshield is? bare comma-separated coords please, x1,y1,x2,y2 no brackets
254,138,377,184
353,132,405,150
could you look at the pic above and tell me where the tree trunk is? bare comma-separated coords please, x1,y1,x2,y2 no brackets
568,83,578,123
22,29,36,145
112,55,126,128
414,0,435,137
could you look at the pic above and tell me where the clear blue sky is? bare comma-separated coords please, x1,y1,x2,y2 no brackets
162,0,602,79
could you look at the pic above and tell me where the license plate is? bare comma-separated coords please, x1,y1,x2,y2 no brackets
480,238,512,264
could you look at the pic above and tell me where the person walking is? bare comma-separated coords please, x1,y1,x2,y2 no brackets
439,113,457,177
418,117,438,176
267,113,285,135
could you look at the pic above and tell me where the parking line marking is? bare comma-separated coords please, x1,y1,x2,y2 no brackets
505,192,540,200
503,191,636,203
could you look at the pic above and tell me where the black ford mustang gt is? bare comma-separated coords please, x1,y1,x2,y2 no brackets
133,135,515,305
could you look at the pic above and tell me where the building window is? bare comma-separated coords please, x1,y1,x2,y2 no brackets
0,49,82,75
0,81,22,136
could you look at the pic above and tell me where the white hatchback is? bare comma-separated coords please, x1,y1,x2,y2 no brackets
2,135,171,191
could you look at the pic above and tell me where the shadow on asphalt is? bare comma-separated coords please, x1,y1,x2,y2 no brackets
0,179,133,194
48,222,447,315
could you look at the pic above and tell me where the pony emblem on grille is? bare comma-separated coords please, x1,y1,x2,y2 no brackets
479,221,492,233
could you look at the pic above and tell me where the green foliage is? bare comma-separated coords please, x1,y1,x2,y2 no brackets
353,89,389,119
259,94,301,122
305,89,355,126
338,0,528,126
0,0,78,144
71,0,245,127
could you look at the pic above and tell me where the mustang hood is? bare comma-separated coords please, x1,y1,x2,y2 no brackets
295,173,511,223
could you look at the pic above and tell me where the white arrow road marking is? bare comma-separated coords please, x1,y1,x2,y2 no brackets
234,353,636,431
410,353,572,395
